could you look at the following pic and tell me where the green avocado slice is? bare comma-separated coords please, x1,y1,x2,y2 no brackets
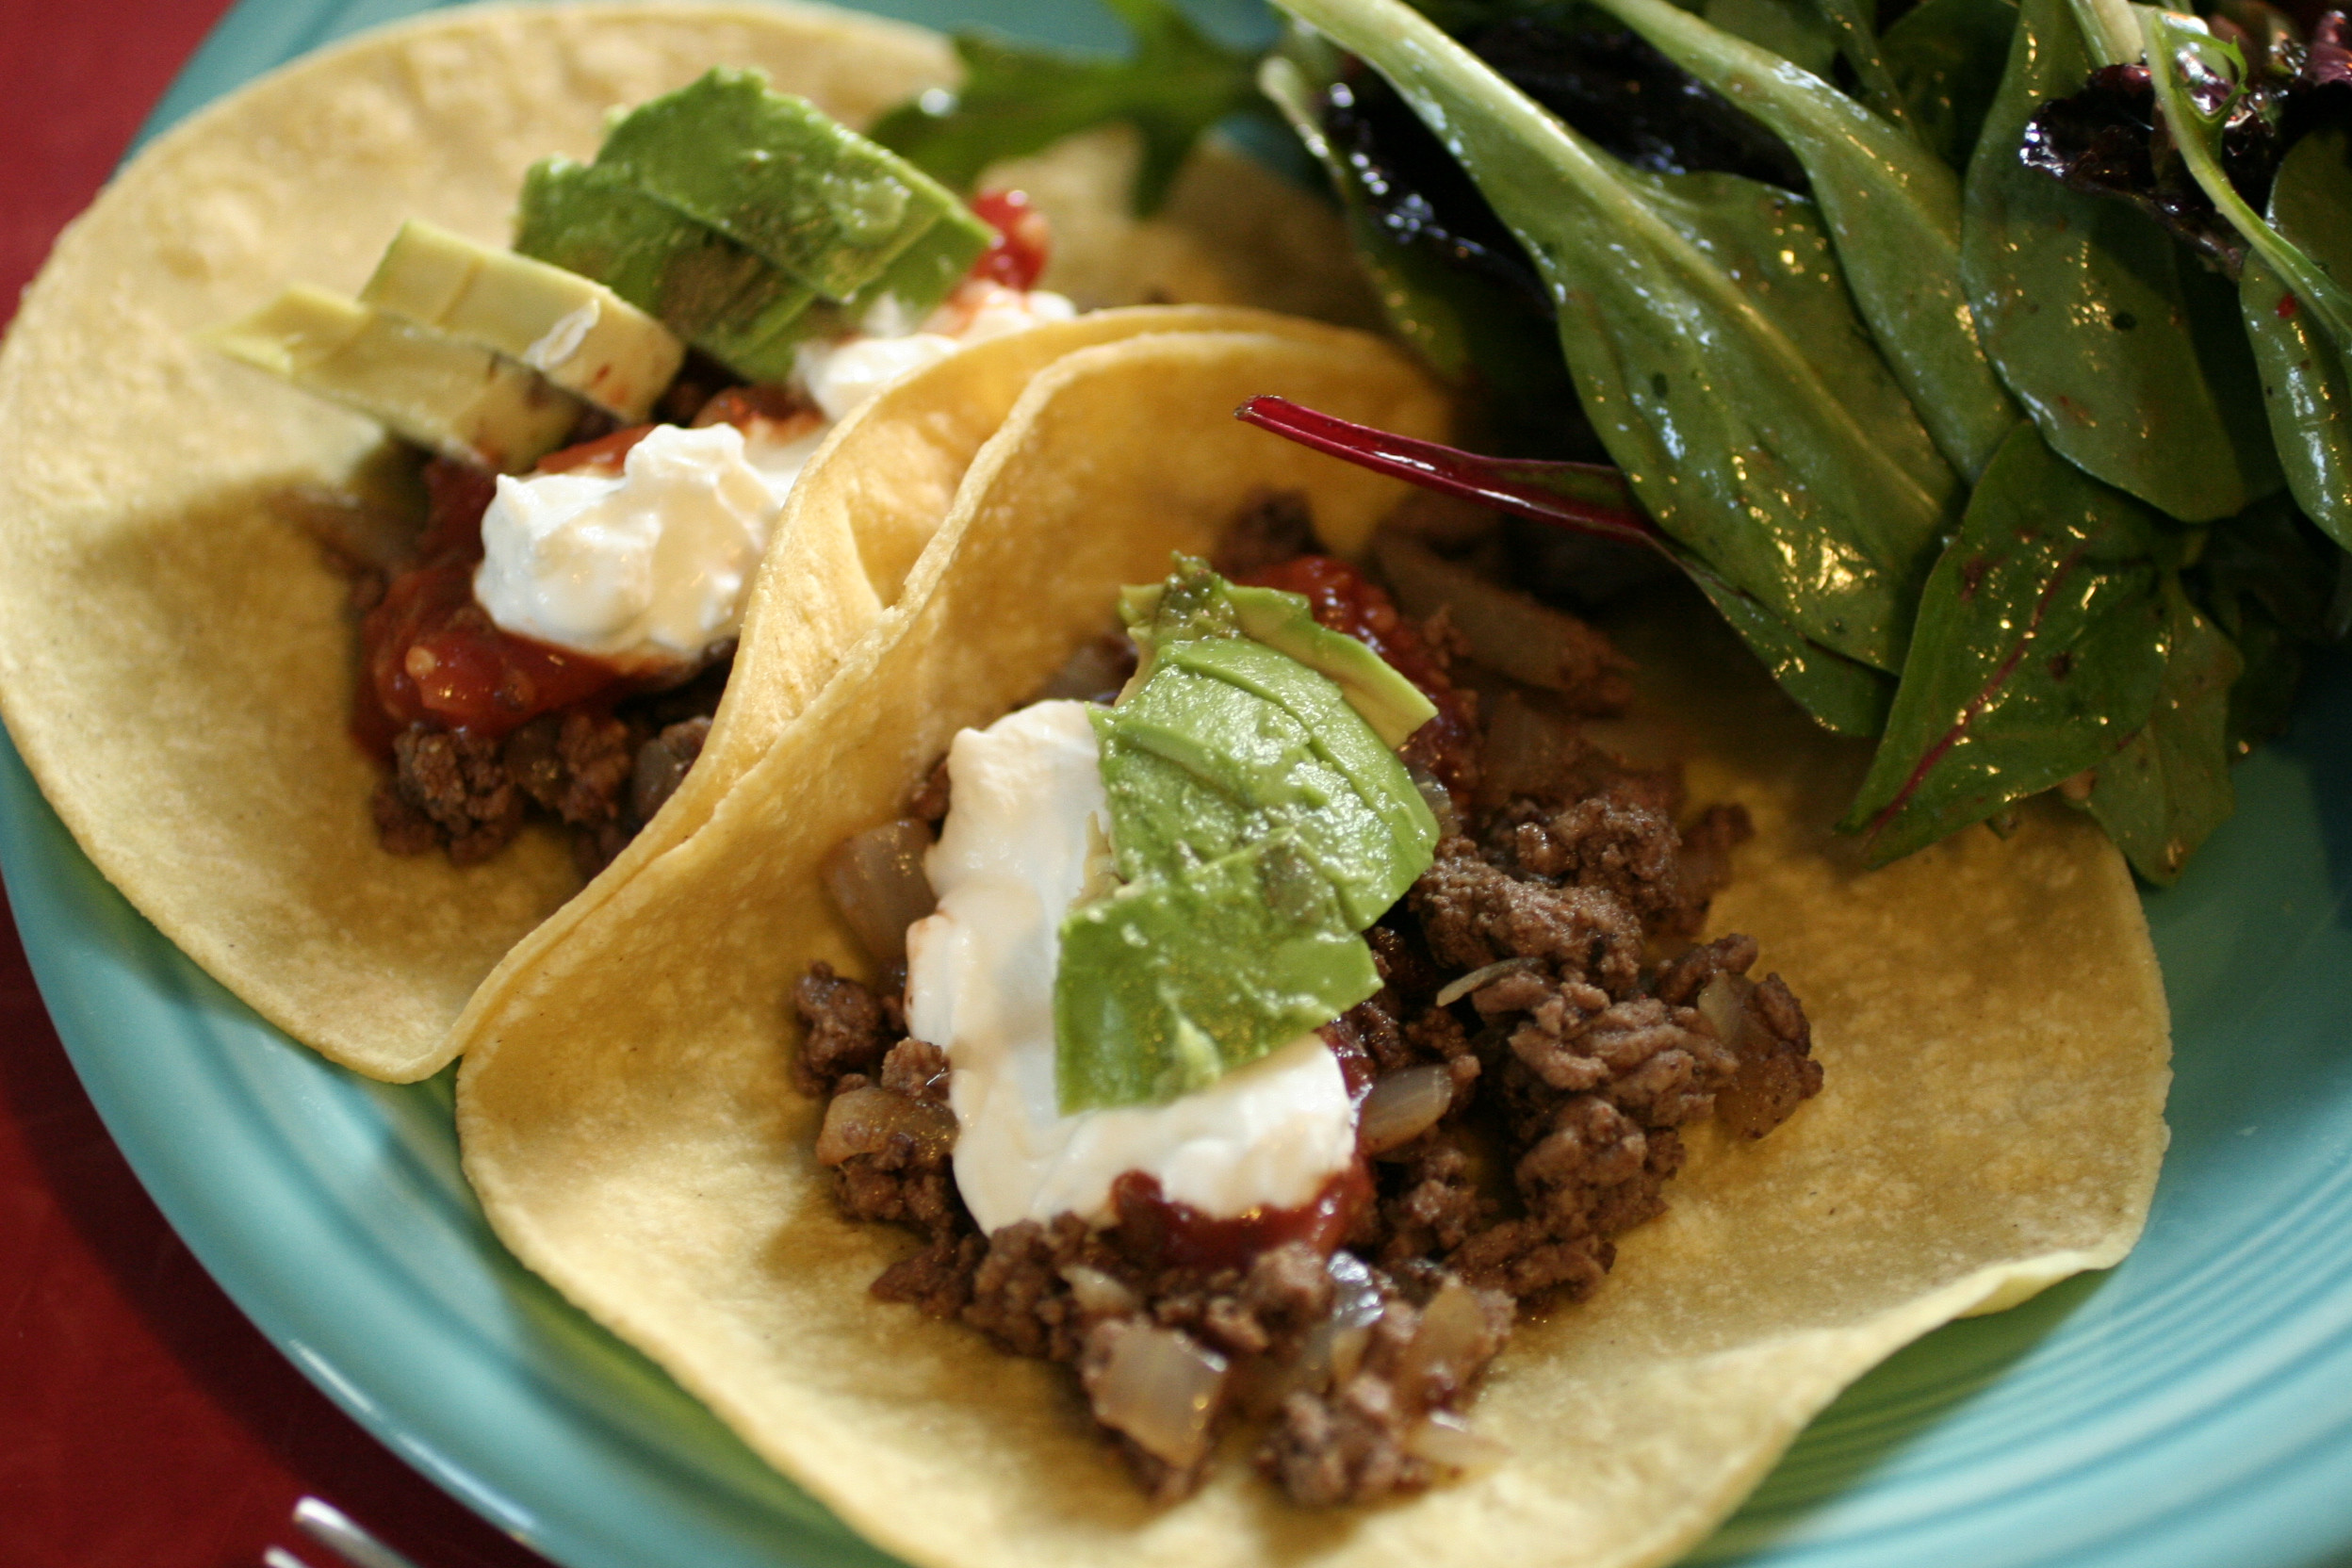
514,157,815,384
592,69,991,304
1053,559,1440,1113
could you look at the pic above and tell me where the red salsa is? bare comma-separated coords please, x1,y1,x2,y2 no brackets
355,456,627,750
1108,1165,1375,1274
1234,553,1480,796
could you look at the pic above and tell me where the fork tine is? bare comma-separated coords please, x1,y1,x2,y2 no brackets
291,1496,427,1568
262,1549,315,1568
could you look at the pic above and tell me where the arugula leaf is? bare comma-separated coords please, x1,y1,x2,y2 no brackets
1277,0,1958,672
1584,0,2019,480
1881,0,2017,172
1843,421,2177,863
1961,0,2279,522
2084,580,2243,884
2236,129,2352,551
866,0,1260,214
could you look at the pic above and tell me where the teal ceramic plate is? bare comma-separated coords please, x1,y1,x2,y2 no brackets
7,4,2352,1564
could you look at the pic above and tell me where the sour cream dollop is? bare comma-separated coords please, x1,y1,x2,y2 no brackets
476,282,1077,666
906,700,1359,1235
795,283,1078,422
473,421,796,666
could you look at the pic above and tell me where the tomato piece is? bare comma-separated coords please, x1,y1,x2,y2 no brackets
970,188,1052,292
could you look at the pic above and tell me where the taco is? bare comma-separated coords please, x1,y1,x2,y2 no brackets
0,1,1384,1083
455,326,2171,1565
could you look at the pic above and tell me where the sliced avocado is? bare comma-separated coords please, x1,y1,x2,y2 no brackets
1054,834,1382,1112
207,285,581,472
1054,559,1442,1112
1228,583,1439,748
360,219,683,421
593,69,989,303
514,157,814,382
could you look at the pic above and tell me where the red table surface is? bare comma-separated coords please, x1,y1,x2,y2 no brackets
0,6,559,1567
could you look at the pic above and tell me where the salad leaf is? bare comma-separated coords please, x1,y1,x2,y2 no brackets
2230,123,2352,548
1235,392,1897,733
1584,0,2020,479
1680,557,1899,735
2083,580,2242,884
1843,421,2177,863
1962,0,2279,522
1792,0,1918,134
1275,0,1958,673
1881,0,2018,171
1700,0,1840,78
1259,43,1578,433
866,0,1261,213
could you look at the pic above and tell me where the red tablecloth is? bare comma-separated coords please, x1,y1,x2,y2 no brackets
0,7,558,1566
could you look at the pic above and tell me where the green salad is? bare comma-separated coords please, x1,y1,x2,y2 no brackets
869,0,2351,884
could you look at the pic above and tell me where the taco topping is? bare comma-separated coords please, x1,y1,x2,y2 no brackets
215,69,1086,869
797,521,1822,1506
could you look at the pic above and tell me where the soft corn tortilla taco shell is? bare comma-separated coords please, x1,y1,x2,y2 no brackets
0,1,1377,1082
456,331,2169,1568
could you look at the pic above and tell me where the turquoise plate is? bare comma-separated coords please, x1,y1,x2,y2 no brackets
6,3,2352,1563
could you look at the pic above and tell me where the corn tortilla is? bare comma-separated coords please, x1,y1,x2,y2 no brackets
0,2,1379,1082
455,330,2170,1568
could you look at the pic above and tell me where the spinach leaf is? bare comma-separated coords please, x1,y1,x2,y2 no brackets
2235,129,2352,550
1259,43,1576,427
1585,0,2019,479
1961,0,2279,522
1881,0,2017,172
866,0,1260,213
2084,580,2242,884
1236,393,1894,732
2194,492,2338,754
1843,421,2176,863
1795,0,1917,132
1277,0,1957,672
1681,555,1898,734
1700,0,1840,78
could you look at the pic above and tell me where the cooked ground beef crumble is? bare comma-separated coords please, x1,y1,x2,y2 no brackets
789,515,1822,1508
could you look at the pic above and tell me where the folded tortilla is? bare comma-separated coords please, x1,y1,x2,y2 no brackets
0,1,1381,1081
455,327,2171,1568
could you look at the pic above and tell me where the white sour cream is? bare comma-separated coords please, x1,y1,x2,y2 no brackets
473,422,791,666
476,283,1075,666
906,700,1359,1235
796,283,1077,422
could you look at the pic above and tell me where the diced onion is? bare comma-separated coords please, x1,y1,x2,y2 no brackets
1088,1324,1229,1467
1359,1064,1455,1156
1407,762,1461,838
1328,1251,1386,1329
813,1086,956,1166
822,819,937,966
1405,1411,1509,1475
1433,956,1543,1009
1060,1264,1141,1317
1376,531,1616,697
1396,1278,1493,1397
1697,972,1756,1046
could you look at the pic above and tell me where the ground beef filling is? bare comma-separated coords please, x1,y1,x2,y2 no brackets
372,676,725,874
790,579,1821,1507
